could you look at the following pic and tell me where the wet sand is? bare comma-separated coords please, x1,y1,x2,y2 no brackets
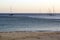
0,31,60,40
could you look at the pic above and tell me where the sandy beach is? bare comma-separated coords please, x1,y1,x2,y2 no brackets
0,31,60,40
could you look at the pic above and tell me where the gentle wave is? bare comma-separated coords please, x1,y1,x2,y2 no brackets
27,15,60,19
0,27,60,32
1,14,60,19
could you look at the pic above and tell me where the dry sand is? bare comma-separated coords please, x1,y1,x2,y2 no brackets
0,31,60,40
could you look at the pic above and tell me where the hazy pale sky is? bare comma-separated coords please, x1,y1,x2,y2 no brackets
0,0,60,13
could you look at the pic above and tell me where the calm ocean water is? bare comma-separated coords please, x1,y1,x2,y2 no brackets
0,13,60,32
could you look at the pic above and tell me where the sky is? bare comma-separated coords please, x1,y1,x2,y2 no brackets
0,0,60,13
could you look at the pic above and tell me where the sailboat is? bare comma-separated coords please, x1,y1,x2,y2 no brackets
9,6,14,16
28,7,60,19
38,7,60,19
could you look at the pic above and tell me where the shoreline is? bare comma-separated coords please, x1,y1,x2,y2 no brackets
0,31,60,40
0,30,60,32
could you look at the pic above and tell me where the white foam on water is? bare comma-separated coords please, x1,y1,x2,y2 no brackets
0,27,60,32
28,15,60,19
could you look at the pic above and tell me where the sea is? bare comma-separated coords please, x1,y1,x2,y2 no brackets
0,13,60,32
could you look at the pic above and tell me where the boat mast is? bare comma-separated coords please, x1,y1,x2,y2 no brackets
9,6,14,16
48,8,53,16
10,6,13,13
48,8,51,13
39,8,41,13
53,6,55,13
